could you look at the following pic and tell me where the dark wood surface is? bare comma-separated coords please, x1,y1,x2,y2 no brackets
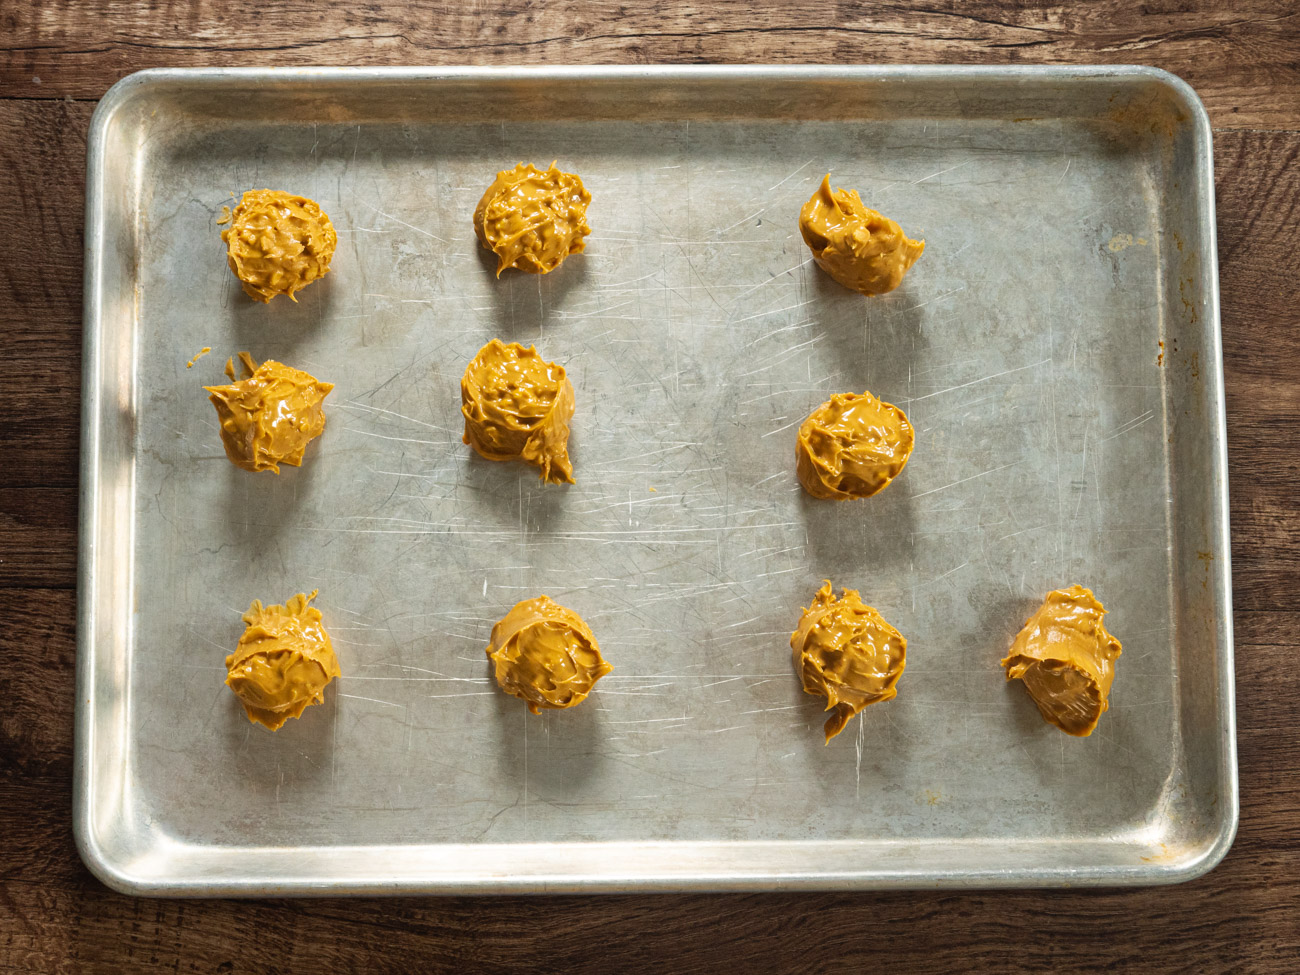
2,2,1298,972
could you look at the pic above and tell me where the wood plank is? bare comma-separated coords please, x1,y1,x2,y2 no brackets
1218,131,1300,615
0,589,76,774
0,99,86,490
1,1,1298,130
0,842,1294,974
0,488,77,589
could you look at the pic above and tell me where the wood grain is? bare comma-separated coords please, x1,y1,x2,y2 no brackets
2,2,1299,972
0,98,87,492
1,1,1298,129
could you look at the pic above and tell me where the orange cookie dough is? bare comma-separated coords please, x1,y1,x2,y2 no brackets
206,357,333,474
222,189,337,302
486,596,611,714
796,391,914,500
225,590,340,731
473,162,591,276
791,581,906,743
1001,585,1122,737
799,174,924,296
461,339,576,485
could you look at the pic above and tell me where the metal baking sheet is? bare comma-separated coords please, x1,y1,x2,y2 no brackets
76,65,1236,895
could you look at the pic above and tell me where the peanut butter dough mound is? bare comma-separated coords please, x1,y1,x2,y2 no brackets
796,391,914,500
473,162,591,276
799,174,924,296
461,339,576,485
225,590,340,731
206,357,333,474
791,581,906,743
1001,585,1122,737
486,596,611,714
222,189,337,302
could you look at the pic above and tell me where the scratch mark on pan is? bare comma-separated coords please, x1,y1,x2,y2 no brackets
855,718,865,797
728,257,814,305
347,430,456,447
761,416,806,438
909,359,1052,402
700,676,745,689
339,400,453,431
911,462,1020,500
338,693,406,709
356,199,446,241
899,286,968,312
910,161,969,185
712,206,768,235
766,159,815,193
1096,409,1156,443
608,716,693,725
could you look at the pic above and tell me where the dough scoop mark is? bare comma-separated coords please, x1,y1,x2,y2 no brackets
473,161,591,276
799,174,924,296
791,581,906,743
461,339,576,485
1001,585,1122,737
205,357,333,473
222,189,337,302
796,391,914,500
486,595,612,714
225,590,340,731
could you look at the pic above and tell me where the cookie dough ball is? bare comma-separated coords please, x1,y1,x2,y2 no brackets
225,590,340,731
206,358,333,474
796,391,914,500
222,189,337,302
791,581,906,743
461,339,576,485
1001,585,1122,737
799,174,924,296
473,162,591,276
486,596,611,714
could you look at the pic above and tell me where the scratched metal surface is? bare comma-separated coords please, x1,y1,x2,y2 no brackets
76,67,1235,894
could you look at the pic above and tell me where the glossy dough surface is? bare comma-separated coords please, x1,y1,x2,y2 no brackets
225,590,341,731
486,596,612,714
221,189,337,302
461,339,576,485
799,174,924,295
791,581,907,743
206,359,333,473
473,162,592,275
1001,585,1123,736
796,391,914,500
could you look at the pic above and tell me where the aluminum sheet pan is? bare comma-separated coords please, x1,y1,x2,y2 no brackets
76,66,1236,895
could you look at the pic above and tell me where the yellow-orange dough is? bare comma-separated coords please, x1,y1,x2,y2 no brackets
225,590,340,731
796,391,914,500
791,581,907,743
222,189,337,302
1001,585,1122,737
799,174,924,296
205,358,333,474
486,596,612,714
461,339,576,485
473,162,591,276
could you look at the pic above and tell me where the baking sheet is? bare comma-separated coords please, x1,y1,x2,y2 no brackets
76,66,1236,894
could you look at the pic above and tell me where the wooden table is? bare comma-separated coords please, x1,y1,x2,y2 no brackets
2,3,1296,971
